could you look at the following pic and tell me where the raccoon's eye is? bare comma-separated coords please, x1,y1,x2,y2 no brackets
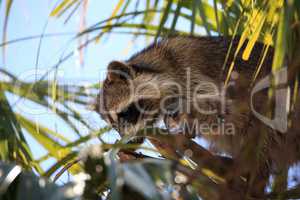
117,102,141,124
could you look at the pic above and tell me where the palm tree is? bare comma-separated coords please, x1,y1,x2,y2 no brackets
1,0,300,199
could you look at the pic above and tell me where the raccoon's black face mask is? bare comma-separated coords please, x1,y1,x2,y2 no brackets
96,61,166,135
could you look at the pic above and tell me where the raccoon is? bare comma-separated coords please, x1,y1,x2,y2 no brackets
96,35,300,196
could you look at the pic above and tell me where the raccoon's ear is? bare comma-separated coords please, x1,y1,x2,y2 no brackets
107,61,135,81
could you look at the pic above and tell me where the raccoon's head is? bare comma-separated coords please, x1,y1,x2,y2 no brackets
96,61,178,135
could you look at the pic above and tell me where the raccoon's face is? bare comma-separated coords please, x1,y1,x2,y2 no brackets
96,61,170,135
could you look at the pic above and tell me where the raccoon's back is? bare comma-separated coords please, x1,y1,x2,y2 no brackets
161,36,273,80
128,35,273,86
